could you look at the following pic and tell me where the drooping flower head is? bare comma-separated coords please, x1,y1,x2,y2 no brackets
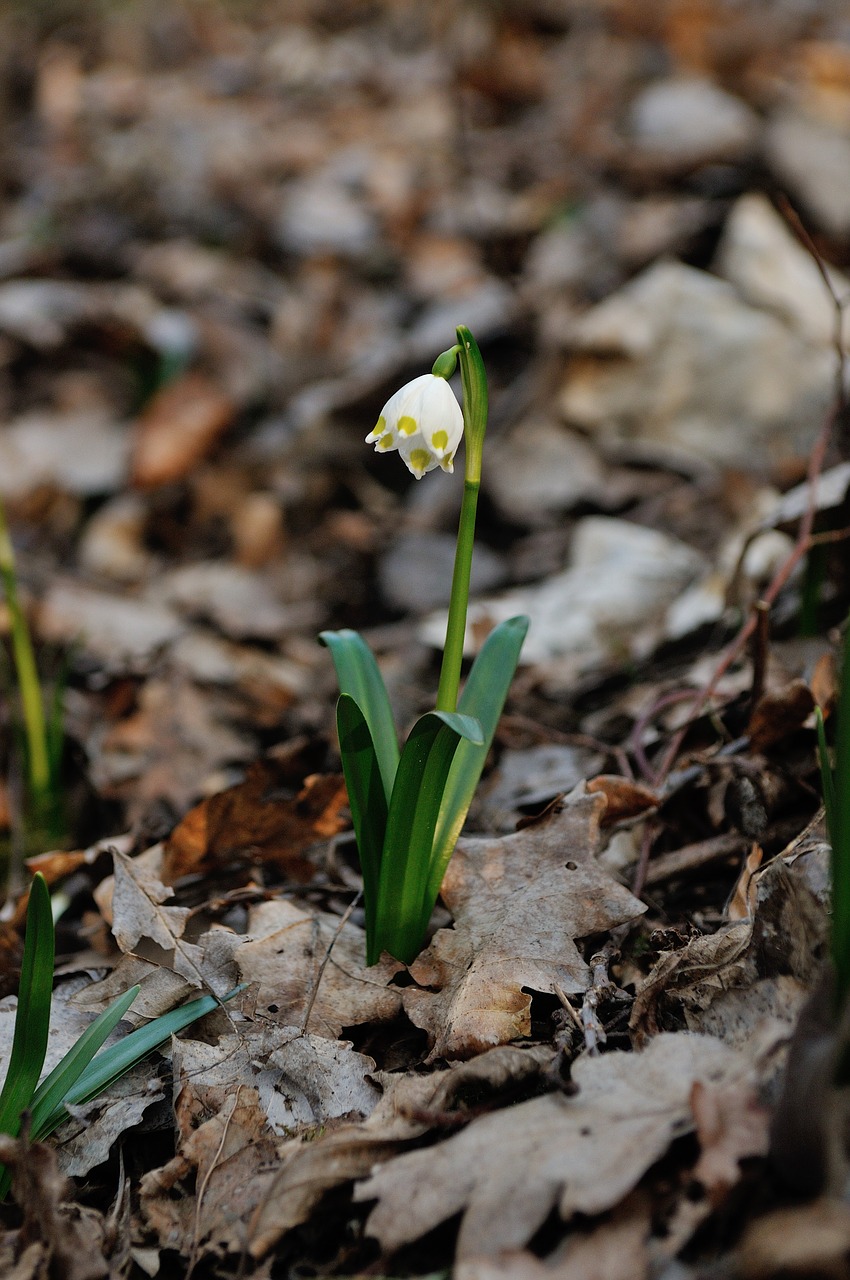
366,372,463,479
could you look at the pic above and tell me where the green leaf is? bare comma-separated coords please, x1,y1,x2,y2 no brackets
337,693,388,951
35,985,246,1139
427,616,529,904
374,710,481,964
28,984,141,1143
0,873,54,1139
320,629,399,802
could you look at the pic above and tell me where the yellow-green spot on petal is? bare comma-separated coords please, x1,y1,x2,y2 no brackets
431,429,448,451
409,448,431,472
374,415,386,435
377,434,395,451
398,415,417,436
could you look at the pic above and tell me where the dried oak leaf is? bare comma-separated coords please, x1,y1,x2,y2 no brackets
248,1044,551,1259
404,793,646,1060
141,1025,379,1260
163,761,347,882
235,897,403,1037
355,1033,749,1260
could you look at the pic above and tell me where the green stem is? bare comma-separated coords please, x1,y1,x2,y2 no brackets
436,326,488,713
0,500,50,800
436,480,480,713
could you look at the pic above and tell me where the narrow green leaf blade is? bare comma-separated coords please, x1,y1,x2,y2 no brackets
374,711,475,964
0,873,54,1139
320,630,399,801
337,693,388,954
427,615,529,903
29,984,141,1142
36,985,245,1138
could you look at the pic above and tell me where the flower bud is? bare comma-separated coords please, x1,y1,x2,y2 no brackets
366,373,464,479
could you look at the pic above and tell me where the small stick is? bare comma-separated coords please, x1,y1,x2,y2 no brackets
748,599,771,719
299,891,362,1036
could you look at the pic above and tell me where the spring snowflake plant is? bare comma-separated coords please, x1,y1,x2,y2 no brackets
321,326,529,965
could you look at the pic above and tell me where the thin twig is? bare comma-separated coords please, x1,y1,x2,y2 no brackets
186,1086,242,1280
299,890,362,1036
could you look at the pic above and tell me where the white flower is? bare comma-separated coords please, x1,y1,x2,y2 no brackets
366,373,464,479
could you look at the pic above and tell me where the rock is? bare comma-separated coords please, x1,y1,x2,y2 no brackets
765,109,850,239
716,193,850,347
628,77,760,167
486,418,606,526
559,260,833,470
379,532,506,613
420,516,705,668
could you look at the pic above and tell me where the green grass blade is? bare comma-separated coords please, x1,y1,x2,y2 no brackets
28,984,141,1142
0,873,54,1139
427,615,528,904
337,693,389,954
375,711,481,964
320,630,399,802
35,985,246,1139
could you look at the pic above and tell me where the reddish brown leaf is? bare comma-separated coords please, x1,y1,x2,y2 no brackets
163,761,348,882
586,774,659,824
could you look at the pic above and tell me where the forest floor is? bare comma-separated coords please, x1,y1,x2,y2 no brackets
1,2,850,1277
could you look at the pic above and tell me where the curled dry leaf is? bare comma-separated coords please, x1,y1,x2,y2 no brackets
163,761,348,882
586,774,659,824
631,850,826,1046
355,1033,750,1260
404,793,646,1059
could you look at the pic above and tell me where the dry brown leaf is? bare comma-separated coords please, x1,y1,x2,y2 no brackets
404,794,646,1059
0,1135,111,1280
747,678,814,750
248,1045,551,1259
690,1077,770,1205
631,852,827,1046
726,843,763,921
454,1194,651,1280
143,1024,380,1261
586,774,659,824
130,371,234,488
235,897,403,1037
163,761,347,882
96,676,253,820
354,1033,749,1260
